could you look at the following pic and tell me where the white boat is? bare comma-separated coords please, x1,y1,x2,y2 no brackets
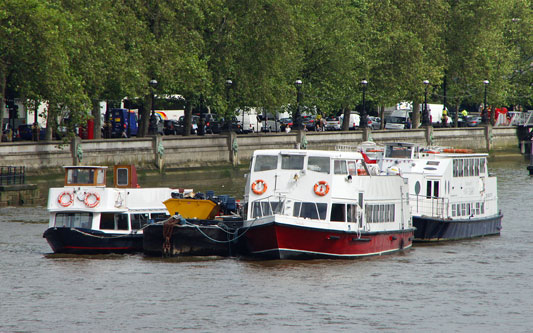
376,142,502,241
43,165,190,254
239,148,414,259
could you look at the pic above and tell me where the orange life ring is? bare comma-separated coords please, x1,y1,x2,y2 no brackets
58,192,74,207
357,169,368,176
314,181,330,196
251,180,267,195
84,192,101,208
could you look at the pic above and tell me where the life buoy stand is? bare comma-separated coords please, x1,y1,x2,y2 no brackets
314,181,330,196
84,192,101,208
251,180,267,195
58,192,74,207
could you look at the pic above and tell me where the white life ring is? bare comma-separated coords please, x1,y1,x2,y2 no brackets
84,192,101,208
58,192,74,207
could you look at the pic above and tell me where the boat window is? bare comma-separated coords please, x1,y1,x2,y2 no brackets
307,156,330,174
281,155,304,170
433,181,439,198
386,146,412,158
117,168,129,186
347,161,357,176
100,213,129,230
365,204,395,223
426,181,432,198
347,204,357,223
151,213,170,222
96,169,105,185
131,213,149,230
331,203,346,222
254,155,278,172
293,202,327,220
55,212,92,229
334,160,347,175
480,159,486,174
66,168,95,185
251,201,282,218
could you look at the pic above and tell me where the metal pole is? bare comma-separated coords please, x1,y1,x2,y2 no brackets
423,80,430,126
295,79,302,130
482,80,489,124
361,80,368,128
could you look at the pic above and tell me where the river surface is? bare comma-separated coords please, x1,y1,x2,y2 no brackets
1,156,532,332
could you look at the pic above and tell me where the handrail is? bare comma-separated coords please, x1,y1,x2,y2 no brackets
0,166,25,185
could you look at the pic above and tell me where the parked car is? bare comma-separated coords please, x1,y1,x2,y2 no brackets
202,113,222,134
368,116,381,130
325,116,341,131
467,115,482,127
301,115,316,131
176,115,199,135
163,120,180,135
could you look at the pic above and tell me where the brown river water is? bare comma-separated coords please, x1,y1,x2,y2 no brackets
1,157,532,332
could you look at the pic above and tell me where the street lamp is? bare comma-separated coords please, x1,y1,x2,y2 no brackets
149,79,158,135
422,80,430,126
482,80,490,124
360,79,368,128
225,79,233,132
294,79,302,130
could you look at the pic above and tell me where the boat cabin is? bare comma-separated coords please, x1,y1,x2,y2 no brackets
63,165,139,188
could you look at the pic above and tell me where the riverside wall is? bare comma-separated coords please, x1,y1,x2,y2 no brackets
0,126,520,175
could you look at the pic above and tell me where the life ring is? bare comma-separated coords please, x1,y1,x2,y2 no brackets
314,181,330,196
357,169,368,176
84,192,101,208
251,180,267,195
58,192,74,207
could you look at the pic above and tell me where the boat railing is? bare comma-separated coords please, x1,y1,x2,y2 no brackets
410,194,450,219
0,166,25,185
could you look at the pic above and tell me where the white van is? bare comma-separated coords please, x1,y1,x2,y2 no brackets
339,112,360,130
385,109,411,129
236,108,262,133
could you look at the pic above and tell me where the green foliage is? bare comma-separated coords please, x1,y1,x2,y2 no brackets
0,0,531,139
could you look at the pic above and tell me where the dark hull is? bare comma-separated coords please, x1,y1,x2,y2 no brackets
43,227,143,254
143,219,243,257
413,213,503,242
240,221,414,260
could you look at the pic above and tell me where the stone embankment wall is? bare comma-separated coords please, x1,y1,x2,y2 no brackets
0,126,519,175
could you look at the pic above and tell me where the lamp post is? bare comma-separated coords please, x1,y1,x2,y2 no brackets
225,79,233,132
482,80,490,124
360,79,368,128
149,79,158,135
422,80,430,126
294,79,302,130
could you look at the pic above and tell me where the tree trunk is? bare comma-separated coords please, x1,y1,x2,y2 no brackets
379,105,385,129
183,103,193,136
412,100,421,129
92,100,102,139
45,102,54,141
137,95,150,137
0,70,5,138
341,106,351,131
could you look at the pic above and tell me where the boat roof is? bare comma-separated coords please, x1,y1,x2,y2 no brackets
63,166,108,169
252,149,363,159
